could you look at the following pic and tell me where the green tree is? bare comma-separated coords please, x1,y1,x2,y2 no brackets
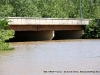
0,0,100,18
9,0,41,17
0,19,15,50
82,0,98,18
83,19,100,38
0,0,13,17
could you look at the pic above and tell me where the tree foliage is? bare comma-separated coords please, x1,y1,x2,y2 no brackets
0,19,15,50
0,0,100,18
82,19,100,38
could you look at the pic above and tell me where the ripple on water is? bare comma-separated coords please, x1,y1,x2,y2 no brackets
0,39,100,75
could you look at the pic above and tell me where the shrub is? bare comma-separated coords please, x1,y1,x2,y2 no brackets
0,18,15,50
83,19,100,38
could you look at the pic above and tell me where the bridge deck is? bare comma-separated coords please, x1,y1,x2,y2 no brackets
8,17,89,25
8,17,89,31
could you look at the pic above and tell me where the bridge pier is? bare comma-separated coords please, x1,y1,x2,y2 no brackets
26,31,54,41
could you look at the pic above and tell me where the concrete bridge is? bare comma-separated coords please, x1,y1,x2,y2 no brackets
8,17,89,41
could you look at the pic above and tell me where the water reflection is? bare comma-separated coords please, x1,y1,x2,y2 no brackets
0,39,100,75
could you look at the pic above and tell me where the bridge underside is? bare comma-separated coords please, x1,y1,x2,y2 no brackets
8,25,84,41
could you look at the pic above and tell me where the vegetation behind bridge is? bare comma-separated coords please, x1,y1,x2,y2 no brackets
0,0,100,18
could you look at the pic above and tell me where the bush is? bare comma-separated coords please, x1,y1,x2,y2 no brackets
82,19,100,38
0,19,15,50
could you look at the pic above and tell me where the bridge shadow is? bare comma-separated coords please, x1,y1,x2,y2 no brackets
7,31,28,42
8,30,82,42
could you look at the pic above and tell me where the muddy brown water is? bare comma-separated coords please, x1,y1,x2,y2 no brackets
0,39,100,75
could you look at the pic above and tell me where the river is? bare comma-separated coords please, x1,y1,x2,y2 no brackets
0,39,100,75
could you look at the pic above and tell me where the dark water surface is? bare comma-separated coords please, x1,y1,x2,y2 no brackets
0,39,100,75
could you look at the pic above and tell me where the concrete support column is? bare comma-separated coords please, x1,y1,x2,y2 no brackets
25,31,54,41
